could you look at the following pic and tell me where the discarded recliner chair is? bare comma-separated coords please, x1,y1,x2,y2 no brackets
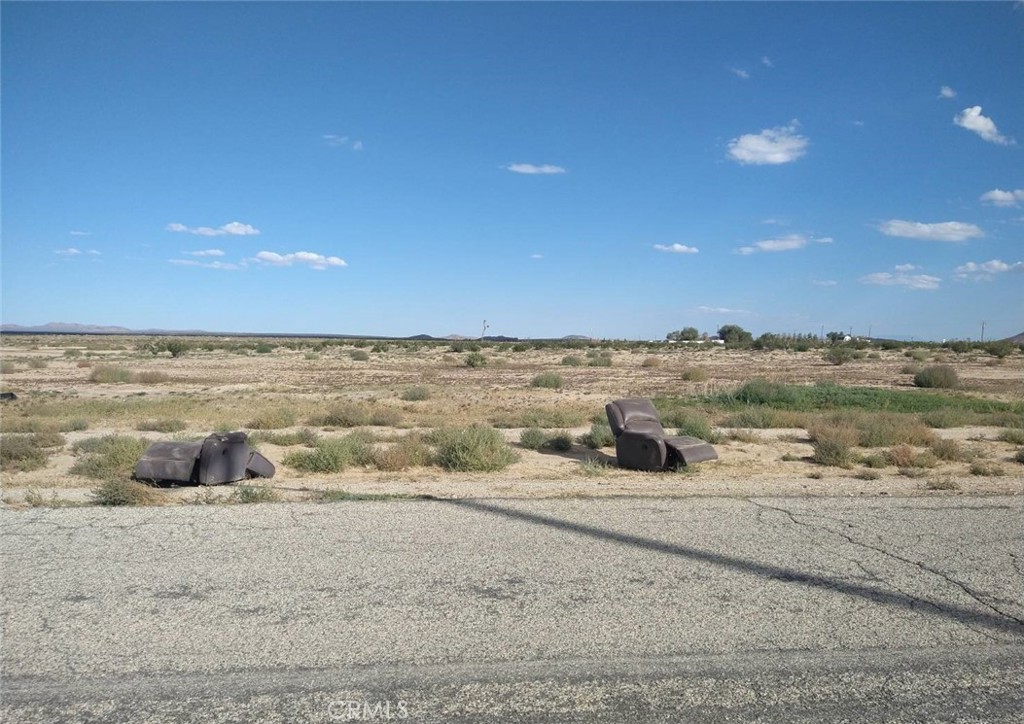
134,432,275,485
605,398,718,471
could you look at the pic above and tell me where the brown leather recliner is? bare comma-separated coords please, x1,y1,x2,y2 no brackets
134,432,275,485
605,398,718,471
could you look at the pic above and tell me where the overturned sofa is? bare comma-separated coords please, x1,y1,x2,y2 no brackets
134,432,275,485
605,398,718,472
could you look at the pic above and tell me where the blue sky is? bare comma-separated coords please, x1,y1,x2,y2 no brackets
2,2,1022,341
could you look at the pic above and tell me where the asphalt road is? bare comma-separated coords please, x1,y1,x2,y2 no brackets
2,495,1022,722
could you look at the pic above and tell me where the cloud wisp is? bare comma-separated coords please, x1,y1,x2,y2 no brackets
698,305,751,315
727,122,808,165
878,220,983,242
166,221,260,237
954,106,1015,145
736,233,832,255
504,163,567,175
861,266,941,290
938,86,957,99
980,189,1024,207
953,259,1024,281
169,259,240,271
323,134,363,151
653,243,699,254
252,251,347,270
185,249,226,257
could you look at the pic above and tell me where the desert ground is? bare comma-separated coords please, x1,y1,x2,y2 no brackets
1,334,1022,506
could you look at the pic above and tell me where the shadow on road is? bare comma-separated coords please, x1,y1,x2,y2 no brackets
444,498,1024,636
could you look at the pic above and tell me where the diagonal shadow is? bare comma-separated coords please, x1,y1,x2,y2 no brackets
443,498,1024,635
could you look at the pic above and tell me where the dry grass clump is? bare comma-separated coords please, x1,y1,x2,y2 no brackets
371,436,433,471
969,460,1005,477
400,386,431,401
135,419,188,433
283,432,377,473
246,408,297,430
309,402,401,428
248,428,320,447
88,366,169,384
91,479,161,506
1,361,18,374
642,357,663,368
520,427,548,450
885,444,937,469
1,433,62,472
913,365,959,389
680,367,710,382
928,438,975,462
808,423,859,467
491,406,587,429
579,421,615,449
561,355,584,367
531,372,564,389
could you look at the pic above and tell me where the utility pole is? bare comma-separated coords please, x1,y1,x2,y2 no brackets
981,321,986,343
480,320,489,340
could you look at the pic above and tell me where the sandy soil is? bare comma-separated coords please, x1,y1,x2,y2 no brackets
2,335,1022,506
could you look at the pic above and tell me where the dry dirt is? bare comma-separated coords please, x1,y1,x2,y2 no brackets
1,335,1022,506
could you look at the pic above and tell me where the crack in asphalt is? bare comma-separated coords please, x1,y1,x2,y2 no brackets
746,499,1024,631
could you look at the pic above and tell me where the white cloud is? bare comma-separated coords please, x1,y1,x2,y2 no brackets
878,220,983,242
812,280,838,287
87,250,101,255
253,250,347,270
893,263,918,272
653,243,699,254
69,230,92,236
166,221,260,237
530,253,543,259
324,134,363,151
953,259,1024,281
938,86,957,99
761,56,774,68
505,163,567,175
980,189,1024,207
727,122,808,165
55,248,81,256
860,268,941,290
185,249,226,257
954,106,1014,145
169,259,240,271
736,234,832,255
698,305,751,315
729,67,750,80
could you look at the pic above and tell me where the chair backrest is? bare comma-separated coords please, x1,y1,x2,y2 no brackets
605,398,666,438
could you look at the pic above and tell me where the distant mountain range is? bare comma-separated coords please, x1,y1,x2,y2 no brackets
0,321,595,342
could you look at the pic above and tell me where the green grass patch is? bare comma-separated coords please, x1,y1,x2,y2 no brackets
70,435,150,479
0,434,56,472
135,419,188,433
531,372,564,389
519,427,548,450
229,485,277,504
579,421,615,449
491,406,587,428
246,408,297,430
284,432,377,473
400,386,431,401
249,428,320,447
914,365,960,389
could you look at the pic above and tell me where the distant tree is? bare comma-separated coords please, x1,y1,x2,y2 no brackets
666,326,700,342
826,331,847,344
717,324,753,347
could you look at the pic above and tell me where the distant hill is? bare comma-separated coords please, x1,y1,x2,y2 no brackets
2,322,136,334
1006,331,1024,344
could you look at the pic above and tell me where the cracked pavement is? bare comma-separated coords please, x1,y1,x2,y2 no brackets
2,496,1022,722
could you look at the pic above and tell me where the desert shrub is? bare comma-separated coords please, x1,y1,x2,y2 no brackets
91,479,161,506
312,403,370,428
914,365,959,389
929,438,971,462
450,341,480,353
491,407,587,428
579,457,610,476
519,427,548,450
89,366,135,383
587,355,613,368
642,357,663,368
135,371,171,384
246,409,297,430
135,419,187,433
900,363,923,376
465,352,487,368
429,425,518,472
836,412,936,448
371,344,387,353
369,407,402,427
400,386,431,401
919,408,975,429
823,347,858,365
983,341,1015,359
545,431,574,452
861,453,889,469
1000,429,1024,445
350,350,370,361
71,436,149,479
885,444,918,468
906,349,930,362
1015,448,1024,464
579,422,615,449
721,407,791,429
64,349,82,358
0,434,54,472
229,485,276,504
561,355,584,366
512,343,529,352
969,461,1004,477
27,358,48,369
531,372,564,389
284,432,376,473
254,343,274,354
372,437,433,471
249,428,319,447
808,424,858,467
